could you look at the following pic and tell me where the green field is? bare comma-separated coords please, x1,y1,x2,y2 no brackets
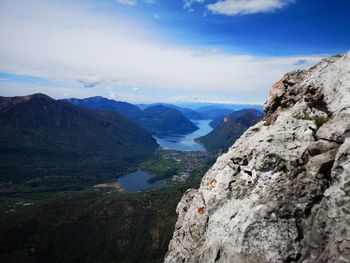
139,150,183,183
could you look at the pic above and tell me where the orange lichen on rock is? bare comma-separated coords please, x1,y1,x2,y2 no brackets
272,74,288,90
209,179,217,188
197,207,205,215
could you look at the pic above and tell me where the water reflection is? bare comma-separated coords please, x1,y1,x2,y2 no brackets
118,169,165,193
154,120,213,151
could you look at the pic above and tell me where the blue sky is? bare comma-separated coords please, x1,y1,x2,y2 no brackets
0,0,349,104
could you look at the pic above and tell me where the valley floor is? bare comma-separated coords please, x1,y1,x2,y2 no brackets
139,149,216,184
0,149,216,263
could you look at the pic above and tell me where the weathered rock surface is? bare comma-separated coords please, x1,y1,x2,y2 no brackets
165,52,350,263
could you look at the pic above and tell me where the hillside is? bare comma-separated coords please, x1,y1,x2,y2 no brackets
137,103,206,120
0,94,158,191
196,109,264,152
209,108,264,128
196,106,234,119
138,105,198,135
0,186,187,263
63,96,143,120
173,107,205,120
166,52,350,263
64,97,198,135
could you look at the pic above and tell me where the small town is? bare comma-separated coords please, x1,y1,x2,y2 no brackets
138,149,217,185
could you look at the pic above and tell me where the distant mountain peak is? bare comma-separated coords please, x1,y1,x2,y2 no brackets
13,93,54,103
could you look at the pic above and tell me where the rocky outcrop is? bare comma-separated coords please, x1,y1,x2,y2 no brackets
165,52,350,263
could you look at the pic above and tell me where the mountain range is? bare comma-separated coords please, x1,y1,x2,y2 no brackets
0,94,158,191
64,97,198,135
64,96,142,119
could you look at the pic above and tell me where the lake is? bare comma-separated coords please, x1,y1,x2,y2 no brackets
118,120,213,192
118,169,166,193
154,119,213,151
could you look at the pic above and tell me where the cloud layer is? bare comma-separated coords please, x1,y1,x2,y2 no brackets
0,0,322,103
207,0,294,15
183,0,295,16
117,0,155,6
117,0,138,6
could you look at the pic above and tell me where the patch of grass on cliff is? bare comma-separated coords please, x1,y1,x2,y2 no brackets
313,116,328,128
294,112,328,128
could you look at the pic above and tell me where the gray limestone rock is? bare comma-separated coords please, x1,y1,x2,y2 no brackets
165,52,350,263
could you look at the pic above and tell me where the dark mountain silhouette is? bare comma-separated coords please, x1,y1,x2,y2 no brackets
137,103,206,120
196,109,264,152
196,106,234,119
63,96,143,119
138,105,198,135
0,94,158,190
209,108,264,128
65,97,199,135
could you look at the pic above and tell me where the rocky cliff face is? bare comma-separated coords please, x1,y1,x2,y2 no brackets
165,52,350,263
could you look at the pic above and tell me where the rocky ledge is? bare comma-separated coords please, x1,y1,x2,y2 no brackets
165,52,350,263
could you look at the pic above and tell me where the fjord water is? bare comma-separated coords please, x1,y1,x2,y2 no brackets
118,120,213,192
154,119,213,151
118,169,166,192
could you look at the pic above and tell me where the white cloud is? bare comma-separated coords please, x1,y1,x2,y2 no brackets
183,0,205,12
76,75,102,88
207,0,295,16
117,0,138,6
116,0,156,6
108,91,119,100
0,0,322,103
